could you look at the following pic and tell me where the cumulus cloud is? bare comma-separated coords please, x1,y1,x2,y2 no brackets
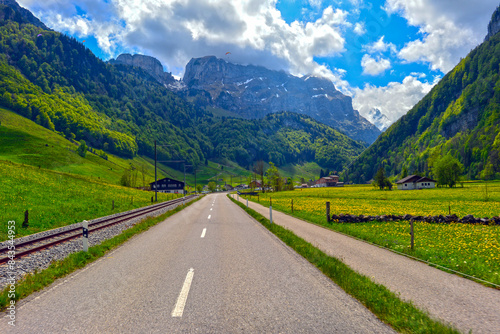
361,54,391,76
353,74,440,126
384,0,499,73
353,22,366,35
363,36,396,54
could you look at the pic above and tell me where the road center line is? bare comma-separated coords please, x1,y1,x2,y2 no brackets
208,215,211,219
210,208,213,211
171,268,195,318
201,228,206,238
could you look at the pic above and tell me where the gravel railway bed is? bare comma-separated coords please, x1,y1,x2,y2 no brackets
0,195,197,289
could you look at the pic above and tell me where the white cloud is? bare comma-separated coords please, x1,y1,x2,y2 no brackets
361,54,391,76
384,0,499,73
308,0,323,10
363,36,396,54
353,22,366,35
353,74,440,127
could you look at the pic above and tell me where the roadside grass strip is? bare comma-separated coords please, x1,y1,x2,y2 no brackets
229,195,459,334
0,196,202,310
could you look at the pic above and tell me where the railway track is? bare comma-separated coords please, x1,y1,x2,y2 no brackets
0,195,197,265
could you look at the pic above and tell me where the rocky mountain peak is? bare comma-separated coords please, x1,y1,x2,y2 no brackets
485,5,500,41
109,53,179,88
182,56,380,144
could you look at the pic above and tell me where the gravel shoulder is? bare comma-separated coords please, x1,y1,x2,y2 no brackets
234,195,500,334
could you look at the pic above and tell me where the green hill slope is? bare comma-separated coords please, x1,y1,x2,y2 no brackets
0,108,162,185
347,31,500,183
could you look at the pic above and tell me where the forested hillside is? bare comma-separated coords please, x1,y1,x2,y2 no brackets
347,30,500,183
0,2,365,173
201,112,366,170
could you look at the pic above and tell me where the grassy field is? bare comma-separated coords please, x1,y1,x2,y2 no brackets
248,184,500,286
0,160,179,241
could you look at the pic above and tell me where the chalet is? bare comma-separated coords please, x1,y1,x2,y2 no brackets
315,175,340,187
396,175,436,190
249,180,262,189
150,177,185,194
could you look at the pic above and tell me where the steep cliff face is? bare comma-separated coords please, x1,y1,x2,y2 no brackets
109,53,179,88
183,56,380,144
485,5,500,41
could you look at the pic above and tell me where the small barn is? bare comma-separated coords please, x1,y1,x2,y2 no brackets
396,175,436,190
150,177,185,194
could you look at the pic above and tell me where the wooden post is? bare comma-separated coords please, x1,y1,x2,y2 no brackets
151,196,153,203
291,199,293,213
326,202,330,223
409,221,414,250
22,210,29,228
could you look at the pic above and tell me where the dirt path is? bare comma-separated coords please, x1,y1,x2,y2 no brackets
234,195,500,334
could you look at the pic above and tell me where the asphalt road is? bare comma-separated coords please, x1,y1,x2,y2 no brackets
1,194,393,333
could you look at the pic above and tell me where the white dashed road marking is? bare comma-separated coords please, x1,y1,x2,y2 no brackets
172,268,195,317
201,228,206,238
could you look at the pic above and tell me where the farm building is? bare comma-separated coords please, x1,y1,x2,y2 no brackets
396,175,436,190
150,177,185,194
249,180,262,189
315,175,340,187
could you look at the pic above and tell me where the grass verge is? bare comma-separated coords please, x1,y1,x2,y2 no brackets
229,195,459,334
0,196,202,310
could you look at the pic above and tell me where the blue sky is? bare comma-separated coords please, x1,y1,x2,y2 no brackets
17,0,500,130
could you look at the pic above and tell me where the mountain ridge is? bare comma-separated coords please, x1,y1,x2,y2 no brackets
109,53,381,144
181,55,381,144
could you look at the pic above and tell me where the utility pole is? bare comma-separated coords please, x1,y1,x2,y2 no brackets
184,164,192,196
154,140,157,202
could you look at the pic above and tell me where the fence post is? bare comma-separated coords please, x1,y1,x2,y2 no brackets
270,205,273,224
246,198,248,207
409,220,414,250
82,220,89,252
326,202,330,223
291,199,293,213
22,210,29,228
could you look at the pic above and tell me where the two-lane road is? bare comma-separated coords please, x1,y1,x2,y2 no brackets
2,194,394,333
